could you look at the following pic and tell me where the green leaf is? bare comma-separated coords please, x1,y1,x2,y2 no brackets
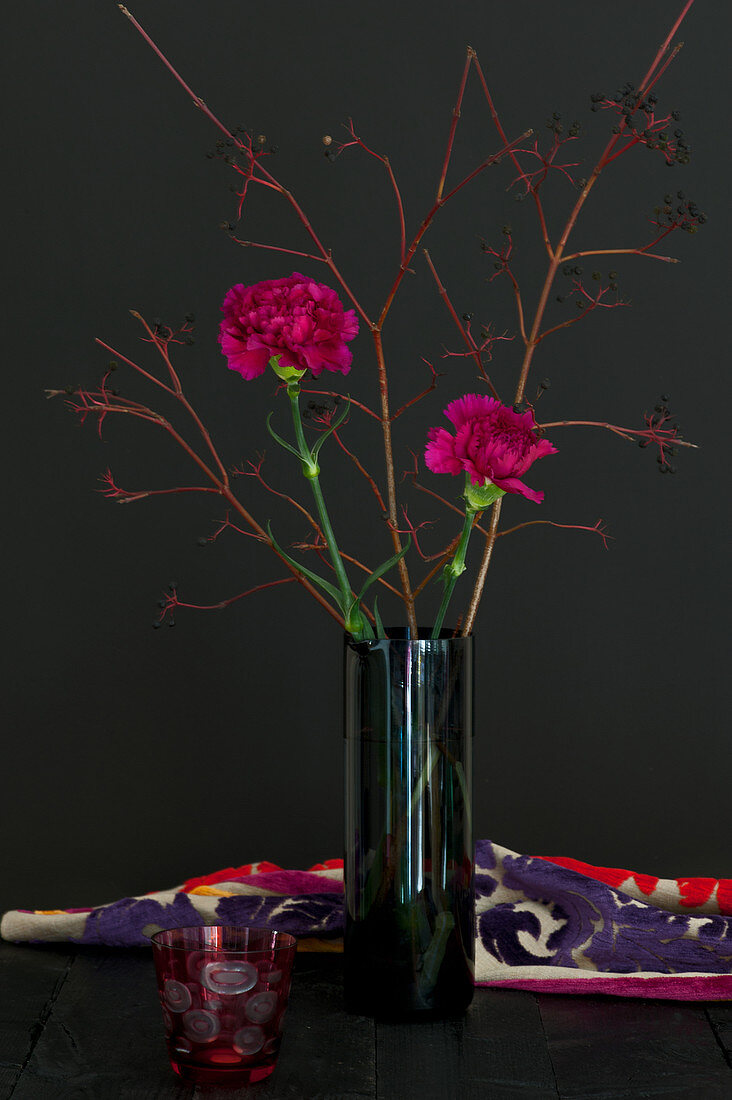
267,522,344,606
349,537,411,617
373,597,386,640
310,398,351,460
265,412,302,461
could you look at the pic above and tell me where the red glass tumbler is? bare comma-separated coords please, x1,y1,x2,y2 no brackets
151,926,297,1086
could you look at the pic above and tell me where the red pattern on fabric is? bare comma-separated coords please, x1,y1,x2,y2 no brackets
307,859,344,872
182,861,283,891
716,879,732,916
538,855,660,895
677,877,719,909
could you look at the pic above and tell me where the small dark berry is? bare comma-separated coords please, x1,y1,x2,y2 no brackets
609,270,618,279
540,378,551,389
153,620,162,629
197,537,208,547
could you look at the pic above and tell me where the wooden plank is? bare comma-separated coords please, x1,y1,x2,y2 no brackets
10,949,375,1100
0,942,75,1099
706,1002,732,1065
376,988,558,1099
254,953,375,1100
538,994,732,1099
8,948,192,1099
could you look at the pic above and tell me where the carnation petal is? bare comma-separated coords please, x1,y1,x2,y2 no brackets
444,393,499,430
425,428,463,476
226,346,270,381
531,438,559,459
490,475,545,503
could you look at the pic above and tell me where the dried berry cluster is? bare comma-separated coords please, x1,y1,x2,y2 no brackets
590,83,691,166
652,190,707,234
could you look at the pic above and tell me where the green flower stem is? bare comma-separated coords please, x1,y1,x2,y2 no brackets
287,383,367,638
432,475,506,639
431,501,477,640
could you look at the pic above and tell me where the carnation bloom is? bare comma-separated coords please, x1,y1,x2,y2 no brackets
425,394,557,504
218,272,359,380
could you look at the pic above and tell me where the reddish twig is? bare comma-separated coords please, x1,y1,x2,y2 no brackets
422,249,498,392
335,118,407,265
99,468,221,505
235,453,323,538
229,233,327,264
391,359,444,420
480,231,528,345
330,430,388,515
498,517,612,549
155,577,296,625
299,387,380,422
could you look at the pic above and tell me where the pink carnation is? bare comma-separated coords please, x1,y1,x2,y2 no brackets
425,394,557,504
218,272,359,380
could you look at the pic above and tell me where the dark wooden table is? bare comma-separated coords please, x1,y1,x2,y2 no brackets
2,940,731,1098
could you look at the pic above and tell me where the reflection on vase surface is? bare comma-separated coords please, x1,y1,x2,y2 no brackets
344,632,474,1018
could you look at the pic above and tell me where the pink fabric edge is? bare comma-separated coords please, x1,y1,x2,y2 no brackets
185,871,344,896
476,976,732,1000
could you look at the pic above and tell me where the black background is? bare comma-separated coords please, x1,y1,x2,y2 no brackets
3,1,730,914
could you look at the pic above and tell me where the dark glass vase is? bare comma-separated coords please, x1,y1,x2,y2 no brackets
344,631,474,1018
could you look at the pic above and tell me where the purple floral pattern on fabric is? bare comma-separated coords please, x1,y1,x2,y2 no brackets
4,839,732,999
79,892,344,947
81,892,204,946
477,849,732,975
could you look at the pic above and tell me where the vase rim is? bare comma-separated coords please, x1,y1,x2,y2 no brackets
345,627,473,646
